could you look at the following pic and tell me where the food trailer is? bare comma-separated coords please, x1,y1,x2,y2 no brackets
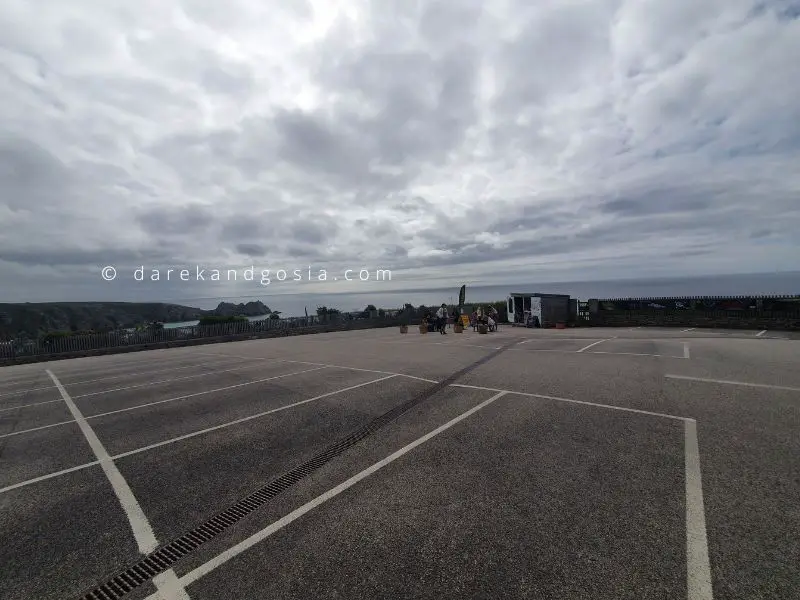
507,292,571,327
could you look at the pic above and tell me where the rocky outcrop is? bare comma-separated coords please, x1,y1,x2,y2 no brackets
209,301,270,317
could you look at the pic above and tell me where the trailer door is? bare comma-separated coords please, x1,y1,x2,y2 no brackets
531,297,542,327
512,296,524,323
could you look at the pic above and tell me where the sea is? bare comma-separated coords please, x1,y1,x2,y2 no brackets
163,314,273,329
161,271,800,327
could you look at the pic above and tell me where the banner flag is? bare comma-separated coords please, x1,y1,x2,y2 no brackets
458,284,466,306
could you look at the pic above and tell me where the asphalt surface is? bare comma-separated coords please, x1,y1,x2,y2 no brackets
0,325,798,599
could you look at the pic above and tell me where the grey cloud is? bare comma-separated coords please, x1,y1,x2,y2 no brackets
70,74,199,122
219,213,282,257
392,196,433,214
0,247,167,268
200,61,253,95
305,23,481,176
599,192,714,217
135,204,215,235
220,215,269,241
234,243,269,257
488,205,582,236
398,207,748,270
357,219,399,239
383,245,409,259
179,0,312,29
0,135,72,208
284,244,322,259
288,218,337,245
271,109,375,183
668,248,715,258
0,0,798,306
495,2,613,109
289,222,326,245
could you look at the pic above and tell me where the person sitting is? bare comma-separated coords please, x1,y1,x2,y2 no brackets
489,306,499,330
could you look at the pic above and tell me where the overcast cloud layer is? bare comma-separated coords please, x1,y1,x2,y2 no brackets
1,0,799,305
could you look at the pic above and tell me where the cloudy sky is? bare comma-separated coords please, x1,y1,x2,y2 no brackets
1,0,799,308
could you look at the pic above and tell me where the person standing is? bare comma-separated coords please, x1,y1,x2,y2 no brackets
436,303,448,334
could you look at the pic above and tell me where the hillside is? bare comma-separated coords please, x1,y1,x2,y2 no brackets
0,300,271,338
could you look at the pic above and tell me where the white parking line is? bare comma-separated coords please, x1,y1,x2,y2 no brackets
682,328,696,332
0,384,56,398
588,351,685,359
0,398,62,412
684,343,691,359
506,347,687,359
152,572,191,600
665,374,800,392
147,391,510,596
685,420,713,600
46,371,157,552
71,361,288,399
45,370,191,599
0,357,254,398
0,367,329,439
576,338,613,352
0,460,103,493
378,339,502,350
110,375,398,461
507,348,577,354
431,342,502,350
516,337,610,341
449,383,692,421
0,360,304,409
0,374,399,495
196,352,439,384
278,358,438,383
756,330,767,337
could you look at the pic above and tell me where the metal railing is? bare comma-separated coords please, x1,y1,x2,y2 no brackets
0,314,400,361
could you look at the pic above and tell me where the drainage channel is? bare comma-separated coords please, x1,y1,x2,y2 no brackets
77,338,520,599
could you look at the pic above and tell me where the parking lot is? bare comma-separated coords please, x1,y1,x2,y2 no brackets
1,325,798,599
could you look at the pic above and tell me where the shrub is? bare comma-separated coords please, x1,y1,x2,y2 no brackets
197,315,248,326
39,330,73,343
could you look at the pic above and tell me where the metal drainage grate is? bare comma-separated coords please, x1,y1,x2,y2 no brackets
78,340,519,599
